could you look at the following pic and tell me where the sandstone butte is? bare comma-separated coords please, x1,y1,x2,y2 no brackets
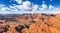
0,14,60,33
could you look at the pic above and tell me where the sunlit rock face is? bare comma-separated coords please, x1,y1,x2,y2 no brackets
0,14,60,33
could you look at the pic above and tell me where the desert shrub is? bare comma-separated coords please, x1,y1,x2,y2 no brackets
15,25,25,33
30,20,36,23
25,24,30,29
41,18,45,22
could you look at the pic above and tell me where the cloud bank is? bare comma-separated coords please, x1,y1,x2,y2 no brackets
0,0,60,14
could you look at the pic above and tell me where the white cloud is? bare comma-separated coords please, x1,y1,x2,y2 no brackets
42,4,47,9
49,5,55,10
49,5,60,14
39,4,47,10
22,1,32,11
0,4,10,12
0,4,5,7
10,1,32,11
1,7,10,11
15,0,22,4
40,1,47,10
32,4,39,11
0,0,60,14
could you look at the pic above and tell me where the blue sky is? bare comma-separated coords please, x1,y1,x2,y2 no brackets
0,0,60,6
0,0,60,14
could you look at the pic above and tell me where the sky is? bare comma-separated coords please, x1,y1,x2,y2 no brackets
0,0,60,14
